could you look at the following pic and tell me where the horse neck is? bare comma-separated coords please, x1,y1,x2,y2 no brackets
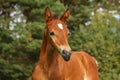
39,28,60,67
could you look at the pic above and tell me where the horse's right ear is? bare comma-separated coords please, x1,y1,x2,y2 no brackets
44,7,52,22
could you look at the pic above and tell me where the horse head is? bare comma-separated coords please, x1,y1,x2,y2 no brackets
44,7,71,61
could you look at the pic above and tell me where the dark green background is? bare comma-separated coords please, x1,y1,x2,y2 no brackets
0,0,120,80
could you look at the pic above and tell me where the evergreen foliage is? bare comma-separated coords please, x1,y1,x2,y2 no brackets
69,12,120,80
0,0,120,80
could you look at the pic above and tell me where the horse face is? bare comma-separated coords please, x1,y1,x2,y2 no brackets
44,7,72,61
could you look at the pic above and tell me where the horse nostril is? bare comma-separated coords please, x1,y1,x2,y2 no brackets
62,50,66,55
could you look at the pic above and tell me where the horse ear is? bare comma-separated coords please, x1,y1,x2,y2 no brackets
44,7,52,22
60,8,70,23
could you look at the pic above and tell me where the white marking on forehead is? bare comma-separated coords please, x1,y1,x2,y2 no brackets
57,23,63,30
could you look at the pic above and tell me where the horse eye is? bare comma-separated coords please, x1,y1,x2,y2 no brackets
49,32,54,36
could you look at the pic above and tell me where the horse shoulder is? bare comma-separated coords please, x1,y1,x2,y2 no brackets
72,51,99,80
72,51,97,67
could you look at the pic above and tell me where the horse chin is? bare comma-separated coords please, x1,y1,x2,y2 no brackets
62,56,71,61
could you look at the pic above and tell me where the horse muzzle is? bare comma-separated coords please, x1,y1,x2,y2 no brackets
61,50,72,61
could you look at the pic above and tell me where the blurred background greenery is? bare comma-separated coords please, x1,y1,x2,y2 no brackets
0,0,120,80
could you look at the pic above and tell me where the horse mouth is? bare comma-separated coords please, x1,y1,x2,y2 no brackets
62,55,71,61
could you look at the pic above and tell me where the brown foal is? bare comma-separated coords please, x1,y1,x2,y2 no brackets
32,7,99,80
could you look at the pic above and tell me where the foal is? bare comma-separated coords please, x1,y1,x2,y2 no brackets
32,7,98,80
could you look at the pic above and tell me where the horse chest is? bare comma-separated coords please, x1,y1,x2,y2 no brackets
43,61,65,80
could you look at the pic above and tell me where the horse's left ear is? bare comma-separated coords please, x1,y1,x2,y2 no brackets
60,8,70,23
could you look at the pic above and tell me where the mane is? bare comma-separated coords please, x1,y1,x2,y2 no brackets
52,14,58,19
